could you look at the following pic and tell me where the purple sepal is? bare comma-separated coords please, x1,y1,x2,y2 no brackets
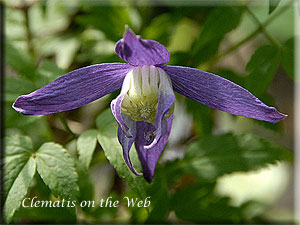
117,114,141,176
13,63,133,115
135,114,173,183
145,83,175,149
111,74,132,134
115,28,170,66
163,65,287,123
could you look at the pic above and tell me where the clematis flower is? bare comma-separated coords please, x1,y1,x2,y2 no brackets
13,28,286,183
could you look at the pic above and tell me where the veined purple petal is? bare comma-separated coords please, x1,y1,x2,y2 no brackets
135,114,173,183
13,63,133,115
163,66,287,123
117,114,141,176
115,28,170,66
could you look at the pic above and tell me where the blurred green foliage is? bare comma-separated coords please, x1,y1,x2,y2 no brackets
3,0,294,224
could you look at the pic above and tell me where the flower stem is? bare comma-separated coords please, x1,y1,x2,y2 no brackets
55,113,76,137
23,6,35,61
245,6,282,49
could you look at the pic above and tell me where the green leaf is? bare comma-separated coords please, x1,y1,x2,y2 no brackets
5,76,36,102
182,133,293,180
4,158,36,223
269,0,281,14
55,37,81,69
15,205,76,223
191,6,244,64
167,18,200,52
96,109,148,199
145,170,170,223
77,129,98,171
5,106,52,143
5,40,36,80
4,135,36,222
281,38,294,79
172,182,243,223
35,142,79,200
186,98,212,137
245,45,280,97
5,135,33,156
142,13,178,46
76,6,131,42
75,162,95,214
4,135,34,198
36,60,65,86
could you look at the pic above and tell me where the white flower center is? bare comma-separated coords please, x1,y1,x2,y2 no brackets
121,65,172,124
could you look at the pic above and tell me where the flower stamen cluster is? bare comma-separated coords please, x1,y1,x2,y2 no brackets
121,65,172,124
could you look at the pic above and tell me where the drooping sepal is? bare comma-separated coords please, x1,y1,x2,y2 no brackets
117,114,141,176
111,65,175,182
135,114,173,183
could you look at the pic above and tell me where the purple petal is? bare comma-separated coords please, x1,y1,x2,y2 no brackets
13,63,133,115
111,92,129,132
111,72,132,134
145,81,175,149
163,66,287,123
135,114,173,183
117,114,141,176
115,28,170,66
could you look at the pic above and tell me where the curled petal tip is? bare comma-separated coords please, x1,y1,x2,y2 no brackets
145,175,154,183
12,98,24,114
127,166,143,177
124,26,135,37
270,110,288,123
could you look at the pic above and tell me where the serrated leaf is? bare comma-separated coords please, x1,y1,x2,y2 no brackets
269,0,281,14
35,142,79,200
183,133,293,180
96,109,148,199
4,158,36,223
77,129,98,171
4,135,34,198
4,135,36,222
5,40,36,80
281,38,294,80
5,135,33,156
245,45,280,97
